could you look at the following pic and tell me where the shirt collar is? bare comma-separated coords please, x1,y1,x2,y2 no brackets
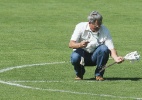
86,23,91,31
86,23,101,34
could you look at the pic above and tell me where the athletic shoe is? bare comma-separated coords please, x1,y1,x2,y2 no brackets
95,76,104,81
75,76,83,80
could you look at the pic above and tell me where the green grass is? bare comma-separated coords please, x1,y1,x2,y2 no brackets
0,0,142,100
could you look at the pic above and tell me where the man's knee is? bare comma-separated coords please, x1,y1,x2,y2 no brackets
99,45,110,53
71,52,81,65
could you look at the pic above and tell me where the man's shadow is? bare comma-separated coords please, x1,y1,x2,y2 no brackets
84,77,142,81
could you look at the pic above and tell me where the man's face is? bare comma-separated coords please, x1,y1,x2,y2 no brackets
89,20,102,32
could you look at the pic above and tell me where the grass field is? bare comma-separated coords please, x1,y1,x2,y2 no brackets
0,0,142,100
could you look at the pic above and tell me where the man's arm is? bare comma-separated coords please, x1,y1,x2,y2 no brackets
69,40,89,49
110,49,124,63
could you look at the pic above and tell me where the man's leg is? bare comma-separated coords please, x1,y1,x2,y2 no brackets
91,45,110,80
70,49,85,79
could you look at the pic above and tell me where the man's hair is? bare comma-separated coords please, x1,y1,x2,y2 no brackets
87,11,103,24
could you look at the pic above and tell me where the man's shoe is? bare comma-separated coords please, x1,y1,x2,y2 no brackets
95,76,104,81
75,76,83,80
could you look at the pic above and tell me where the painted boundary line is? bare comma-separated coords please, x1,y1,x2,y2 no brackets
0,80,142,100
0,61,66,73
0,61,142,100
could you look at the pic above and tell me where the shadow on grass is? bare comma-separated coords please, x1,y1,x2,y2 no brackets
105,77,142,81
84,77,142,81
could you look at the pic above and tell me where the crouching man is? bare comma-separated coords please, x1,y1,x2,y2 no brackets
69,11,124,81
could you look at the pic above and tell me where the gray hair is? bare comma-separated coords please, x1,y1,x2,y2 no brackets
87,11,103,23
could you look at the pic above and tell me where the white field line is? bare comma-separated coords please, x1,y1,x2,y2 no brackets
6,80,109,83
7,80,65,83
5,80,131,83
0,61,142,100
0,80,142,100
0,61,66,73
7,80,99,83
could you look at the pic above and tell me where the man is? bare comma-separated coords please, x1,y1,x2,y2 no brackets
69,11,124,81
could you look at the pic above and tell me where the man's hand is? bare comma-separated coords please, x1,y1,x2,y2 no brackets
110,49,124,64
114,56,124,64
80,41,89,48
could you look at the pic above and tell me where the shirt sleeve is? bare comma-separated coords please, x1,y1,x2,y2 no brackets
70,23,82,42
103,26,114,50
105,39,114,50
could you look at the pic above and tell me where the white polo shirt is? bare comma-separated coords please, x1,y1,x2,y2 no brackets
70,22,114,53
